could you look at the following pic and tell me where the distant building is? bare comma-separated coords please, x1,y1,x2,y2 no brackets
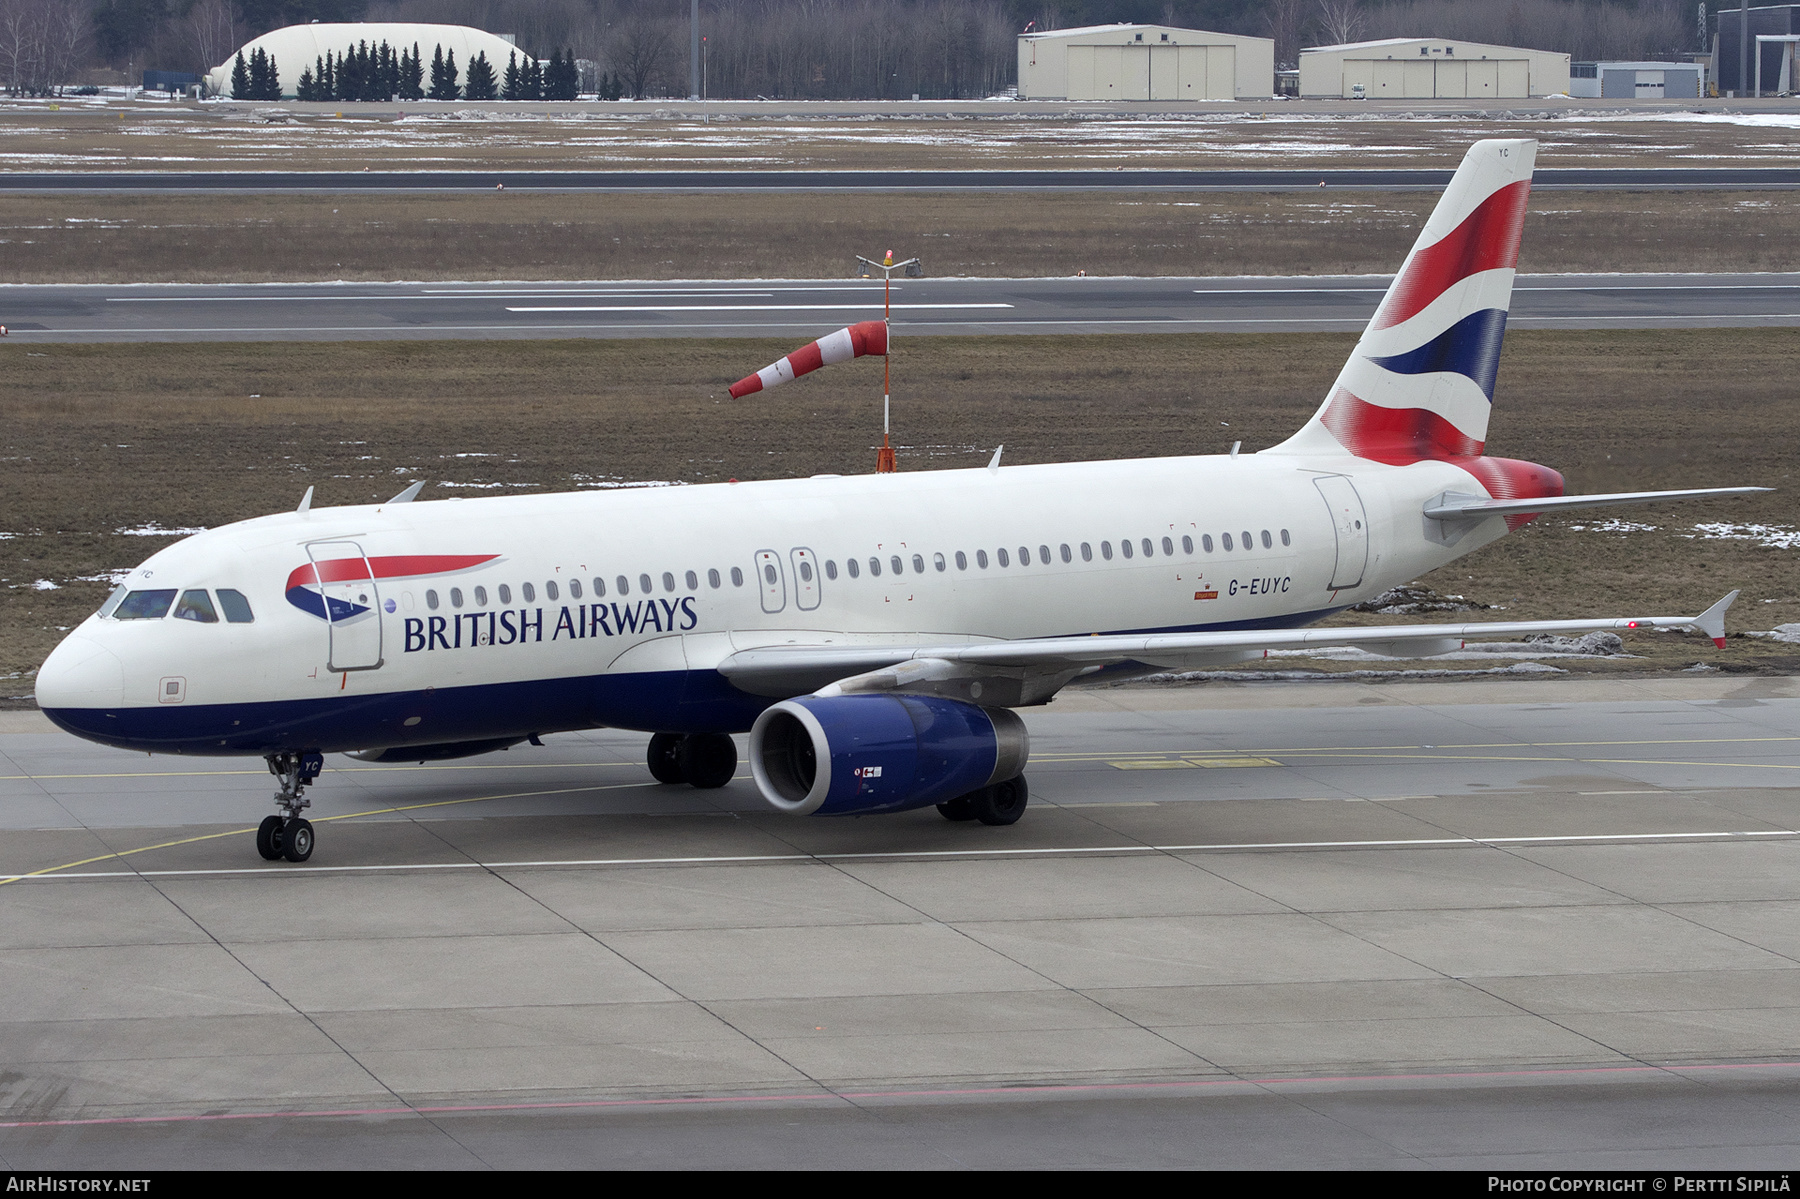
207,22,529,99
1716,4,1800,95
1017,24,1275,101
1299,38,1570,99
1569,61,1704,99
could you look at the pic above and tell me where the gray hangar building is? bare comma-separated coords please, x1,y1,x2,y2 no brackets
1299,37,1571,99
1017,23,1276,101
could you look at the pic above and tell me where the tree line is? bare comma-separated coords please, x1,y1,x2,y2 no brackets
238,39,584,100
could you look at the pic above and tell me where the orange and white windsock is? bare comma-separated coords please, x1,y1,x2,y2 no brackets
728,320,888,399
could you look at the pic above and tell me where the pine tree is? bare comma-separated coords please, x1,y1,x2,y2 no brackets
428,46,459,100
502,51,521,100
464,51,497,100
381,42,398,100
524,54,543,100
264,52,280,99
296,65,315,102
231,51,250,99
403,44,424,100
323,52,335,101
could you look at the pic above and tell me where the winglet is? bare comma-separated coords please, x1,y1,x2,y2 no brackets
987,445,1004,473
296,485,314,513
1693,590,1739,649
387,480,425,504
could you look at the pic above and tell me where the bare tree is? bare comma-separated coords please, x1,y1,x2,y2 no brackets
0,0,89,96
1264,0,1308,68
1316,0,1366,47
188,0,237,77
609,13,676,98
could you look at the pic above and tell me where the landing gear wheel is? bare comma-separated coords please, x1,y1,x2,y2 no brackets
256,815,286,860
281,818,314,863
972,775,1029,826
679,733,737,789
936,795,977,821
647,733,687,784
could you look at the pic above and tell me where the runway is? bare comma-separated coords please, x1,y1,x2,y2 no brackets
5,273,1797,343
3,674,1798,1168
5,167,1800,192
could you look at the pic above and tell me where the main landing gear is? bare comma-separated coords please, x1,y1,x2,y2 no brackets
257,750,323,863
937,775,1030,826
647,732,738,789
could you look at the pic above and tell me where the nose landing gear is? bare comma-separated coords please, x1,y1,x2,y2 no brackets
257,750,323,863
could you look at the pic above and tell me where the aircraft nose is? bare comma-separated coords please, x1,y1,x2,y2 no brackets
35,633,125,711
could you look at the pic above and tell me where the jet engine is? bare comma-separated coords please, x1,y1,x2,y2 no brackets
748,694,1028,817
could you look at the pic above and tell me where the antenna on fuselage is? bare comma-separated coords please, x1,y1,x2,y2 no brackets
296,485,314,513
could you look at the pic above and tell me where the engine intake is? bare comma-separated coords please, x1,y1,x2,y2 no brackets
749,695,1028,817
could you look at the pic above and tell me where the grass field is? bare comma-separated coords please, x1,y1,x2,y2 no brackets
3,189,1797,283
2,329,1795,699
4,108,1800,171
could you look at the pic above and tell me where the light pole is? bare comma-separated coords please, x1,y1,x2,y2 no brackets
854,249,923,473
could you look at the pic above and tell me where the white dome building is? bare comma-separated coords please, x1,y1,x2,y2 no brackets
208,23,529,98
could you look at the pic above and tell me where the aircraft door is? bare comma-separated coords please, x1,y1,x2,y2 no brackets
305,540,384,671
789,547,820,611
1313,476,1369,591
754,550,786,613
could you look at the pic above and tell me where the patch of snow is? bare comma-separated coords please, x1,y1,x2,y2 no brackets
1746,624,1800,644
1683,522,1800,550
114,523,207,537
1566,518,1658,534
30,579,58,590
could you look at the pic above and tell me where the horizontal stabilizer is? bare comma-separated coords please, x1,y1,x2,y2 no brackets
1424,487,1771,521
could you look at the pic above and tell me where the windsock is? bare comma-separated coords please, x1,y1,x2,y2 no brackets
729,320,887,398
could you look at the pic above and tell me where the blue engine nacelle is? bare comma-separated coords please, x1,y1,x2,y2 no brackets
748,694,1029,816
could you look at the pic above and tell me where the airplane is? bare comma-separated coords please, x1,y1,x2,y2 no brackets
34,138,1766,865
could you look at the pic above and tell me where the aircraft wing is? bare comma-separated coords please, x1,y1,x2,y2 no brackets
716,592,1739,707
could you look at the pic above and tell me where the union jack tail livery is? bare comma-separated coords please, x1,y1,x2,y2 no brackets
1273,138,1535,464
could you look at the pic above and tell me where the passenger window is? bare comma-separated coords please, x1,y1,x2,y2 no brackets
1039,545,1050,564
1060,544,1072,564
800,561,814,582
662,572,675,592
1281,529,1291,546
1222,533,1233,551
1261,530,1273,549
1121,540,1133,560
912,554,924,573
890,555,903,575
450,588,464,608
474,586,488,607
1181,535,1192,554
1242,530,1253,550
997,548,1009,567
955,551,967,570
848,558,860,578
686,570,698,590
570,580,582,600
639,573,652,593
708,569,721,588
1100,542,1112,560
500,584,513,604
114,589,177,620
523,582,536,602
825,560,838,580
1163,536,1175,556
617,576,629,596
1141,538,1153,557
934,553,946,572
731,567,744,587
870,557,882,577
976,550,989,568
172,589,218,623
1017,546,1029,566
1202,534,1213,553
546,581,559,601
426,589,440,610
763,564,778,584
217,589,254,623
593,577,606,597
1081,543,1093,562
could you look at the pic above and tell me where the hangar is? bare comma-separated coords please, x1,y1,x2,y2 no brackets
207,22,530,98
1299,37,1570,99
1569,60,1705,99
1017,23,1275,101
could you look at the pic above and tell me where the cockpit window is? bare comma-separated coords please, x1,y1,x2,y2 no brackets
114,589,176,620
172,589,219,623
98,585,128,618
216,589,254,623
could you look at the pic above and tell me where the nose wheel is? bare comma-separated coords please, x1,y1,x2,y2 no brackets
259,751,323,863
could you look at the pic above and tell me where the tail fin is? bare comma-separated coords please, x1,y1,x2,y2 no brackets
1269,139,1536,461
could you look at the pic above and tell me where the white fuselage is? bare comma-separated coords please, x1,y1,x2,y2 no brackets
35,451,1508,753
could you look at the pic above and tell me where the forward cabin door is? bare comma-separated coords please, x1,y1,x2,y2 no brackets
306,539,384,672
755,549,787,613
1313,477,1369,591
